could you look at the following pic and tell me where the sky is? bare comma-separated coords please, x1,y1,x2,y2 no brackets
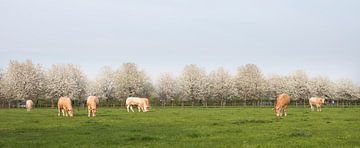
0,0,359,84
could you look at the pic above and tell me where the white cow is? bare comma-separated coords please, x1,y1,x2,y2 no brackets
309,97,325,112
25,100,34,111
125,97,150,112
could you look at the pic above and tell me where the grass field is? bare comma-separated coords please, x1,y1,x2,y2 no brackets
0,107,359,147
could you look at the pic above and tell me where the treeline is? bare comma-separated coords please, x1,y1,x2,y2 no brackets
0,60,359,108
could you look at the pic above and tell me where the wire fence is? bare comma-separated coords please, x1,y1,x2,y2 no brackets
1,98,359,109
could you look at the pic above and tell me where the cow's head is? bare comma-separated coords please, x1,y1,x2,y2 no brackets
68,109,73,117
321,98,325,104
274,106,282,117
143,105,150,112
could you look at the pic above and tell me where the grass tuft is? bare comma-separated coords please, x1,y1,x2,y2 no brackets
289,131,312,138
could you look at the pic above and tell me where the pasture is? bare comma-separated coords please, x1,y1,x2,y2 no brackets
0,107,359,147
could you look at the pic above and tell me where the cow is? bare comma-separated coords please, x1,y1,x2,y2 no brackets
25,100,33,111
125,97,150,112
309,97,325,112
273,93,290,117
57,96,73,117
86,96,99,117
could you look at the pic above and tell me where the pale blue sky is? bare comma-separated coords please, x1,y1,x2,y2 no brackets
0,0,359,83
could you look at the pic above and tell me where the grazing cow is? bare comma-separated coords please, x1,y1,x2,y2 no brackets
309,97,325,112
86,96,99,117
25,100,33,111
274,93,290,117
57,96,73,117
125,97,150,112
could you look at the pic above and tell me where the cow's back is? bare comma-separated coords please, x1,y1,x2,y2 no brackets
309,97,324,105
126,97,143,105
276,93,290,108
26,100,33,110
87,96,98,109
58,97,72,109
26,100,33,106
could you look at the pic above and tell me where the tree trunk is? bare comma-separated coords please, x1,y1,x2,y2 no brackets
8,100,11,108
203,99,207,107
163,101,166,108
303,98,306,108
51,98,54,108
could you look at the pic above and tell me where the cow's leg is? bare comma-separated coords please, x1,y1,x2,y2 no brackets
310,104,314,111
64,108,68,117
126,105,130,112
58,108,61,116
278,108,284,116
130,105,135,112
88,106,91,117
284,106,288,116
92,109,96,117
317,105,321,112
138,105,142,112
61,109,65,116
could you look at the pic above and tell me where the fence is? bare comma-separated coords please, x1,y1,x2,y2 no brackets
1,98,359,109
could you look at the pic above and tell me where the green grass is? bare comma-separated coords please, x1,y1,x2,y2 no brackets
0,107,359,147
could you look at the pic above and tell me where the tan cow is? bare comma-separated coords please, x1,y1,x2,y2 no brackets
25,100,33,111
86,96,99,117
274,93,290,117
57,96,73,117
125,97,150,112
309,97,325,112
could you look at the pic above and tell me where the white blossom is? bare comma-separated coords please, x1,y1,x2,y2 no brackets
114,63,153,99
309,76,336,99
92,66,116,100
2,60,45,100
178,64,207,106
208,67,236,107
156,73,178,106
335,79,359,101
235,64,266,105
46,64,87,100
